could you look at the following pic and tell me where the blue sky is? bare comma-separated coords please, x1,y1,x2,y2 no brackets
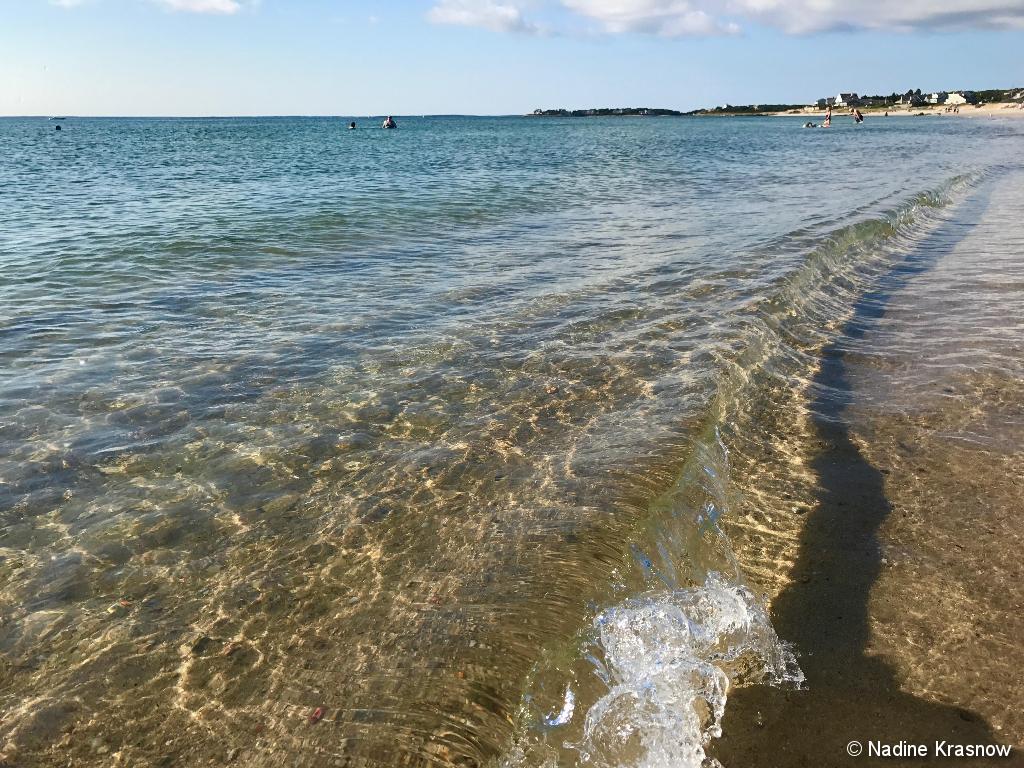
1,0,1022,115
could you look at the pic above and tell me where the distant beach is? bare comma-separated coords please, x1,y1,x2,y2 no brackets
698,103,1024,118
773,103,1024,118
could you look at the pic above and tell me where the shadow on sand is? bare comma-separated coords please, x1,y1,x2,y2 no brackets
712,209,1019,767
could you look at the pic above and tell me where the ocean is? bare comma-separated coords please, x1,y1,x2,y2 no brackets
1,114,1022,767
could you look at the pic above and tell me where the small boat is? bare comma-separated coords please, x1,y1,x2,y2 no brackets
49,117,67,121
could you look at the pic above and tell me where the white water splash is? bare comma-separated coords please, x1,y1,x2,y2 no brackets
569,573,802,768
543,686,577,727
500,573,802,768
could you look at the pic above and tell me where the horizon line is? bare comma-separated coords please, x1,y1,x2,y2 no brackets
1,114,529,119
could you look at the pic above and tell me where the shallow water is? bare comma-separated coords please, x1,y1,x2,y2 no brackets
706,165,1024,768
1,115,1022,767
844,171,1024,741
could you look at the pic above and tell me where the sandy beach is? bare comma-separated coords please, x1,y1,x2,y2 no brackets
762,103,1024,118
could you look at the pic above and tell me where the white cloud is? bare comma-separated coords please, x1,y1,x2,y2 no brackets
428,0,1024,35
427,0,543,33
155,0,243,12
563,0,738,35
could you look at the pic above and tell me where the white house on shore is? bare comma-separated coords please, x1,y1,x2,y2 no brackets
815,93,860,109
928,91,949,104
946,91,978,105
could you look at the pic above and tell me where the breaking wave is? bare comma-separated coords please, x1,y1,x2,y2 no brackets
571,573,801,768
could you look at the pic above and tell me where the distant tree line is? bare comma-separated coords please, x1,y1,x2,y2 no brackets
685,104,805,115
530,107,684,117
861,88,1022,105
973,88,1022,102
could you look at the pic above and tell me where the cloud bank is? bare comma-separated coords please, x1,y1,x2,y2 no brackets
428,0,1024,35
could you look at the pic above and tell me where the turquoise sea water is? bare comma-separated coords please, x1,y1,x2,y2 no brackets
1,115,1022,767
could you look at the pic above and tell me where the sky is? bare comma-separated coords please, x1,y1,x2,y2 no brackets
1,0,1023,115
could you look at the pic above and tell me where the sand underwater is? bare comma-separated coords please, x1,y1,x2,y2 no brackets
1,115,1022,767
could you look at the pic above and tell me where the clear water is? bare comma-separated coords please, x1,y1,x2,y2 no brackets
1,115,1021,767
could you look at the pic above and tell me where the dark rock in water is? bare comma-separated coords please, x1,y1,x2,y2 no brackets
361,504,392,523
261,492,300,515
91,542,133,566
190,636,214,657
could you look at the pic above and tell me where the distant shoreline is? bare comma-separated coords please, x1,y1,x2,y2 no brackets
528,108,684,117
5,104,1023,120
695,103,1024,118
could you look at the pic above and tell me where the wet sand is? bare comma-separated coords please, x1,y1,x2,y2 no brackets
713,353,1017,767
713,172,1024,766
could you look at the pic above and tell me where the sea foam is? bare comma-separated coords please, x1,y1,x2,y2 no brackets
570,573,802,768
501,572,802,768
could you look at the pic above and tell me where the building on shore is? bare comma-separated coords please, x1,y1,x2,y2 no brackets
815,93,860,109
899,90,927,106
946,91,978,105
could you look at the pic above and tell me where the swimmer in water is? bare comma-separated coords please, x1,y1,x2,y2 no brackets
382,116,397,129
349,121,357,130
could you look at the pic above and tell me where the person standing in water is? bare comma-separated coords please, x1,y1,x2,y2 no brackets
823,106,832,128
382,116,397,129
